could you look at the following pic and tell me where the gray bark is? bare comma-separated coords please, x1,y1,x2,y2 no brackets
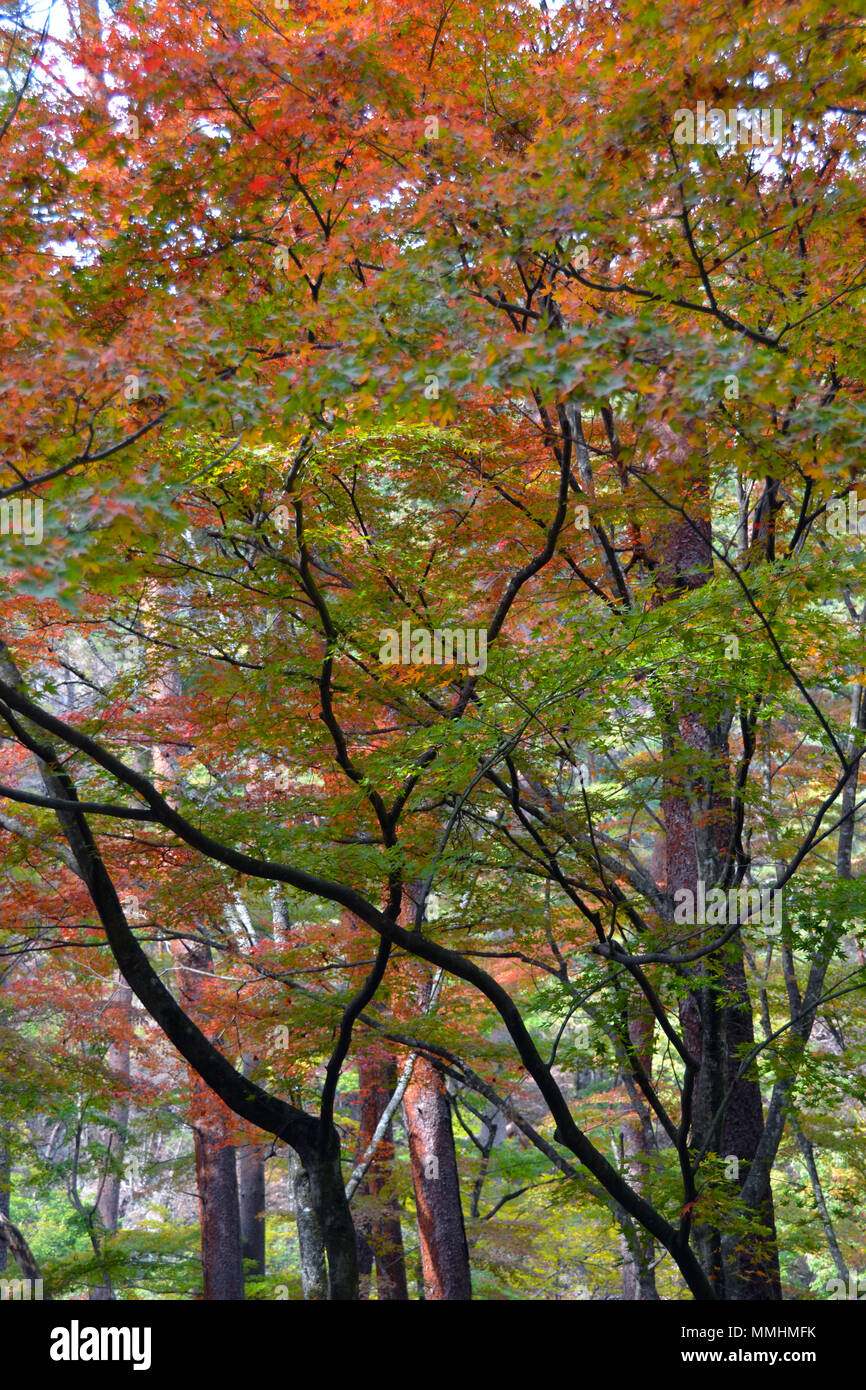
290,1150,327,1300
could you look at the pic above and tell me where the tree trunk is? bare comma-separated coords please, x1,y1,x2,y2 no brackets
194,1123,244,1300
237,1144,267,1279
355,1226,374,1299
356,1044,408,1300
619,1001,659,1300
289,1149,327,1300
303,1140,359,1300
663,714,782,1298
172,940,244,1300
651,431,781,1299
0,1139,9,1276
403,1055,471,1300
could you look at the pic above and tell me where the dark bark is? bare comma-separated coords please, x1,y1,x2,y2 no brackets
173,940,245,1301
652,437,781,1299
663,714,781,1297
305,1138,359,1300
194,1126,244,1301
403,1055,472,1300
355,1226,374,1300
237,1144,267,1279
0,1140,8,1276
356,1044,408,1300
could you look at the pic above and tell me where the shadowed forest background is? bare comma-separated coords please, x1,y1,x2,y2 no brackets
0,0,865,1302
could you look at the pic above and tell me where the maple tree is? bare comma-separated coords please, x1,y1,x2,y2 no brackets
0,0,865,1305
